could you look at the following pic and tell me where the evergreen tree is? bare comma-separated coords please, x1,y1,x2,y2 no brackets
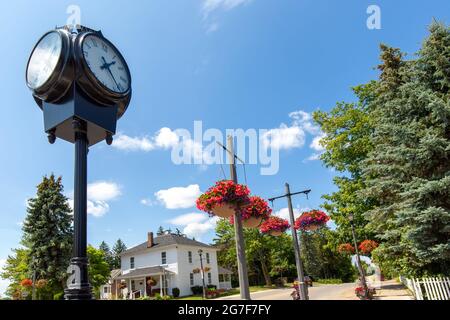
157,226,165,236
22,174,73,294
362,23,450,276
111,239,127,269
99,241,114,270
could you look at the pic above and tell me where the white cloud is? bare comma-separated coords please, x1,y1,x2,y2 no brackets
0,259,9,298
310,133,325,152
140,198,155,207
167,212,207,225
87,181,122,202
68,181,121,217
112,134,154,152
167,212,218,240
274,207,310,221
112,127,179,152
262,110,323,154
202,0,252,16
155,184,202,209
262,124,305,151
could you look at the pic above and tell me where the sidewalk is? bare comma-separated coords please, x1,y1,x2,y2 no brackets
373,280,414,300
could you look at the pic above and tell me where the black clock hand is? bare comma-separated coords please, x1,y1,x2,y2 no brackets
101,56,120,91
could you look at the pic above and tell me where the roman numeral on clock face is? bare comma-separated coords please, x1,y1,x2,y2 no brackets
82,34,130,94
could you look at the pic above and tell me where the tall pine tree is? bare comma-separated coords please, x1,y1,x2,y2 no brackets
22,174,73,294
362,23,450,276
111,239,127,269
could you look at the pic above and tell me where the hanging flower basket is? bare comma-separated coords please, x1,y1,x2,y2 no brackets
204,267,211,272
338,243,355,255
260,216,290,236
20,279,33,288
36,279,48,289
146,277,157,286
192,268,201,274
119,282,127,289
196,180,250,219
294,210,330,231
358,240,378,255
230,196,272,228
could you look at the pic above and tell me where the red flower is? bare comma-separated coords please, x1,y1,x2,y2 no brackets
229,196,272,223
358,240,378,255
20,279,33,287
196,180,250,215
338,243,355,255
260,216,290,234
294,210,329,231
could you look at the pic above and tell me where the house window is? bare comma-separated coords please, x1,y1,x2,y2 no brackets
131,280,135,291
161,251,167,264
130,257,135,269
206,252,210,264
190,273,194,286
225,274,230,282
219,274,224,282
208,273,212,285
103,286,108,293
188,251,192,263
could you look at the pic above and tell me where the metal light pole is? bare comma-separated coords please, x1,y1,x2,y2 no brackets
65,118,92,300
198,249,207,300
349,213,369,299
269,183,311,300
226,136,251,300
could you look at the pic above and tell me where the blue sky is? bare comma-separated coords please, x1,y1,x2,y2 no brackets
0,0,449,295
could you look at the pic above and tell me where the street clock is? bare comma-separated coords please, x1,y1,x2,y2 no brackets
26,25,133,300
26,25,132,146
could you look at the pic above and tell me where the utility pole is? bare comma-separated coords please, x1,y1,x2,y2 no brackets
349,214,369,299
198,249,207,300
269,183,310,300
223,136,251,300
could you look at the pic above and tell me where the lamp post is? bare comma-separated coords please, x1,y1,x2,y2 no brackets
26,25,132,300
348,213,369,299
198,249,207,300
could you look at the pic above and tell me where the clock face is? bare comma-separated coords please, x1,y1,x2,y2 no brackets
82,34,130,94
27,31,63,90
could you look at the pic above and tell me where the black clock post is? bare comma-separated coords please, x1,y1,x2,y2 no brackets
26,25,132,300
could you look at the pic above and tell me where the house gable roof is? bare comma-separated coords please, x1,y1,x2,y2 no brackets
121,233,216,256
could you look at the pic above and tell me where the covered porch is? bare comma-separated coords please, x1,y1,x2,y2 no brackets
218,266,233,290
116,266,174,299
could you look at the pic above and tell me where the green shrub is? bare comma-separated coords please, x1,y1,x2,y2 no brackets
172,287,180,298
53,292,65,300
191,286,203,295
155,293,172,300
207,284,217,290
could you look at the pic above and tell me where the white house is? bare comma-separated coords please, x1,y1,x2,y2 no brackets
100,232,233,299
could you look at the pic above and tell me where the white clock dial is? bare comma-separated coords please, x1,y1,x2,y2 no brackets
27,31,62,89
82,35,130,94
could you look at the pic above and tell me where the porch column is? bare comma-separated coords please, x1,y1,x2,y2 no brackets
115,281,118,300
143,278,147,297
160,274,163,296
128,279,131,299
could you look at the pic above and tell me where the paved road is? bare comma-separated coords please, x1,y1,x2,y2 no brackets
216,283,357,300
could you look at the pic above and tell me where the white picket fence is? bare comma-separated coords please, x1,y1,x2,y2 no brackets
400,276,450,300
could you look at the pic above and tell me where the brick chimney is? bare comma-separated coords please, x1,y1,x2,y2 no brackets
147,232,154,248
